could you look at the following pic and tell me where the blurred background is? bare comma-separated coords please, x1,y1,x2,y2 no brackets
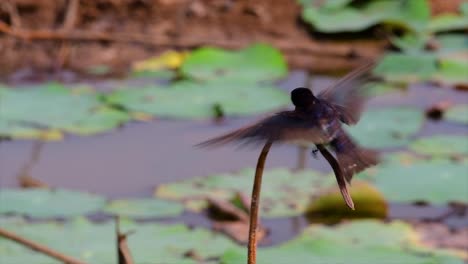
0,0,467,263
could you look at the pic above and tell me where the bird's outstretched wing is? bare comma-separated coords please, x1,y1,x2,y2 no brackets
197,112,331,147
317,62,375,125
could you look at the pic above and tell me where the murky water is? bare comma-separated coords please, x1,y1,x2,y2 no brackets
1,71,467,245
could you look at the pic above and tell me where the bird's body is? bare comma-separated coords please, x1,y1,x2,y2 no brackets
198,62,379,206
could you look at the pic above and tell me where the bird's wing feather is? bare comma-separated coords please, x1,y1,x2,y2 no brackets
196,112,330,147
317,62,375,125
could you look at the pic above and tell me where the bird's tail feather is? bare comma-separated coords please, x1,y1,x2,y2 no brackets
332,131,379,183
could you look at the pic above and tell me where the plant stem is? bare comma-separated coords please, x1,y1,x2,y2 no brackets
247,140,273,264
0,227,87,264
316,144,355,210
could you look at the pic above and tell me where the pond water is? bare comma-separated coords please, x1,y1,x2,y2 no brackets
0,71,467,245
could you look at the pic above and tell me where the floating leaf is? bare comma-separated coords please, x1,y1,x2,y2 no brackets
0,218,116,264
221,220,464,264
301,0,430,33
364,82,405,97
306,181,388,222
391,32,428,52
131,50,187,78
372,158,468,204
0,218,240,264
105,80,289,119
155,168,336,218
180,44,287,82
435,34,468,54
61,107,129,135
123,221,241,263
0,83,129,139
0,120,63,141
429,8,468,33
104,198,184,218
445,104,468,124
410,135,468,156
346,107,424,148
434,59,468,86
133,50,188,72
0,189,106,218
373,53,438,82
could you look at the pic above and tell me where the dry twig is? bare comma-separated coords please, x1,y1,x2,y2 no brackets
0,228,87,264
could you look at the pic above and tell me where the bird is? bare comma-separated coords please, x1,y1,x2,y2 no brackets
197,62,379,208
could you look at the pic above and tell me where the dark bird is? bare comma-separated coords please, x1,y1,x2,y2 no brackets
198,62,379,209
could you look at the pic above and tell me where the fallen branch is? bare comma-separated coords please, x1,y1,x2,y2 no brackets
0,227,87,264
0,20,385,59
316,144,355,210
247,140,273,264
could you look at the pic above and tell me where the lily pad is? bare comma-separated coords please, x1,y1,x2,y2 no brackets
0,218,240,264
435,34,468,54
0,218,116,264
0,120,63,141
155,168,336,218
371,158,468,204
373,53,438,82
221,220,464,264
445,104,468,124
104,198,184,218
105,80,289,119
306,181,388,222
301,0,430,33
435,59,468,86
429,4,468,33
410,135,468,156
0,83,129,139
346,107,425,148
122,221,241,263
61,107,130,135
131,50,187,79
0,189,106,218
180,44,287,82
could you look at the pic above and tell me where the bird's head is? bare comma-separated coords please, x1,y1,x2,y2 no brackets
291,87,316,108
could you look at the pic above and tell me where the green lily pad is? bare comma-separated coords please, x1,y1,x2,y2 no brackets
0,218,116,264
0,218,240,264
122,221,241,263
445,104,468,124
410,135,468,156
391,32,429,53
221,220,464,264
0,189,106,218
155,168,336,218
373,53,438,82
105,80,289,119
301,0,430,33
435,59,468,86
346,107,425,148
180,44,287,82
0,83,129,139
436,34,468,54
61,107,129,135
372,158,468,204
306,181,388,222
429,4,468,33
0,120,63,141
104,198,184,218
